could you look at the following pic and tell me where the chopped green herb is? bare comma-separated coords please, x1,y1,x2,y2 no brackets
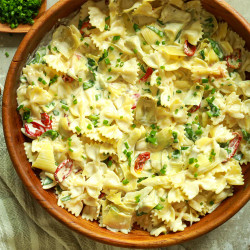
185,124,197,142
209,39,224,60
146,130,158,145
61,105,69,111
172,131,178,143
137,177,148,183
53,110,59,116
176,90,182,94
61,195,71,202
200,50,205,60
131,124,136,128
49,75,58,85
122,179,129,185
205,84,210,90
107,76,112,81
202,78,209,83
43,177,53,186
5,52,9,58
172,149,181,159
124,142,129,149
75,126,81,133
147,26,165,37
155,40,160,46
95,94,101,101
23,108,31,121
103,120,109,126
73,99,78,105
133,23,140,32
154,204,164,210
209,149,216,162
42,130,59,141
194,173,198,178
242,129,250,143
209,200,214,205
206,96,220,117
87,57,96,67
17,104,24,111
38,77,47,85
157,19,164,25
181,146,189,150
189,158,195,164
211,88,216,94
233,153,243,161
175,29,182,41
135,195,141,203
104,24,109,30
104,58,111,65
87,124,92,130
113,35,121,41
83,80,95,90
159,164,167,175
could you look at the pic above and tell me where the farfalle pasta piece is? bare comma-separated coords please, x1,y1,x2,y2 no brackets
51,25,81,59
88,7,107,32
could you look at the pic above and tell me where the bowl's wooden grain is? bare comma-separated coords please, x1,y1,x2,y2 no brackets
0,0,47,33
2,0,250,248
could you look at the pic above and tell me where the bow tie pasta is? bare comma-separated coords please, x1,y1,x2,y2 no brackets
17,0,250,236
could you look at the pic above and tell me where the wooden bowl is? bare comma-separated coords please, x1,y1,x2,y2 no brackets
2,0,250,248
0,0,47,33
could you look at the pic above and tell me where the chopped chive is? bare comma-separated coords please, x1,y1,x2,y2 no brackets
103,120,109,126
113,35,121,41
122,179,129,185
133,23,140,32
202,78,209,83
75,126,81,133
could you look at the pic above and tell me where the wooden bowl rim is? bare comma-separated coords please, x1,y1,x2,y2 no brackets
2,0,250,248
0,0,47,33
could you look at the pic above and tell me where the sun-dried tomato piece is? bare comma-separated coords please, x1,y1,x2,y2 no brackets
134,152,150,173
184,40,196,56
54,159,73,183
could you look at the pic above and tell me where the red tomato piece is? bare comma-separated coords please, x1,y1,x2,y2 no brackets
140,67,153,82
62,75,74,83
99,192,105,199
54,159,73,183
41,113,51,126
24,122,45,139
226,49,242,69
223,132,242,163
189,103,201,113
184,40,196,56
134,152,150,173
80,21,92,34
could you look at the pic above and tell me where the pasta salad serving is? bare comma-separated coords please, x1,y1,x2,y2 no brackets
17,0,250,236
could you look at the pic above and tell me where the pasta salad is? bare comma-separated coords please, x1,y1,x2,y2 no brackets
17,0,250,236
